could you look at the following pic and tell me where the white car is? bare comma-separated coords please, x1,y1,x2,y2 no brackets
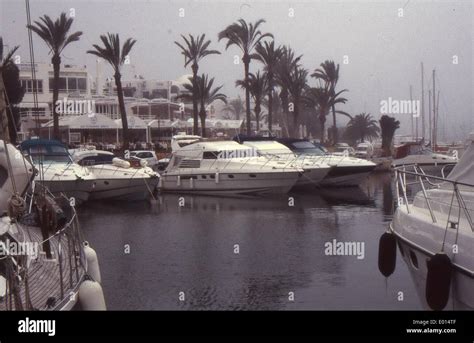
355,143,374,159
130,150,159,169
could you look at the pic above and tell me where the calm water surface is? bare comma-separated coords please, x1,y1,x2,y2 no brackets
78,172,423,310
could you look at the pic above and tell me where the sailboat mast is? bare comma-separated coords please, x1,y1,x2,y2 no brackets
421,62,425,141
436,90,440,147
428,89,432,148
409,85,414,141
0,73,10,142
432,69,436,149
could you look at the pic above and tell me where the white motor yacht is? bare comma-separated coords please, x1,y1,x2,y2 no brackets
238,137,376,187
239,140,332,188
160,140,302,195
70,148,160,201
380,132,474,310
20,139,95,204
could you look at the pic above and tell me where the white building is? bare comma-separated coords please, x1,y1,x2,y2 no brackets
18,62,92,135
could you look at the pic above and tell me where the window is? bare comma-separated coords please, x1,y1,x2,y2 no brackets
68,77,78,90
203,151,218,159
50,77,85,92
78,78,87,91
20,79,43,93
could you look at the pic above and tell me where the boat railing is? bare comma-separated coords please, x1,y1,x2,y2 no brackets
2,185,87,310
394,165,474,232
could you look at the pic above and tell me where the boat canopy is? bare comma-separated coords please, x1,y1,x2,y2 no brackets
447,132,474,186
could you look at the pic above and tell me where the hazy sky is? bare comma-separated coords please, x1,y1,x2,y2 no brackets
1,0,472,141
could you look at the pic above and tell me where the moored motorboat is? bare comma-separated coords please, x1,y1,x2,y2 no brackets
238,140,332,188
20,139,96,204
379,132,474,310
70,148,160,201
391,141,458,176
234,136,376,187
160,140,302,195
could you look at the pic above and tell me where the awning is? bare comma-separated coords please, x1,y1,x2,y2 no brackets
41,113,118,129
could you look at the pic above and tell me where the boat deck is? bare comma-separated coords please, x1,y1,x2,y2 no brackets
0,225,86,311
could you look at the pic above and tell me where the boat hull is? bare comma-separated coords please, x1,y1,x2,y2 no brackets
391,207,474,310
320,165,375,187
160,171,299,195
294,167,331,187
35,179,94,204
90,177,159,201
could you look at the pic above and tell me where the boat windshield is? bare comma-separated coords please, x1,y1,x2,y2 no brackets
290,141,327,156
26,145,72,164
77,154,114,166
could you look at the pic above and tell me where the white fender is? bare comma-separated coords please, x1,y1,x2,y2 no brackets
112,158,130,169
83,241,101,283
78,280,106,310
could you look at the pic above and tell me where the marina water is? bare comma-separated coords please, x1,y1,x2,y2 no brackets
79,173,422,310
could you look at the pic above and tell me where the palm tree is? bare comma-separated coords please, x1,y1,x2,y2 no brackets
223,96,245,120
255,41,282,133
345,113,380,143
275,46,302,137
27,13,82,141
286,66,308,137
236,71,268,132
304,87,350,143
218,19,273,135
379,115,400,157
0,38,25,144
175,34,220,135
184,74,227,137
312,60,348,145
87,33,136,151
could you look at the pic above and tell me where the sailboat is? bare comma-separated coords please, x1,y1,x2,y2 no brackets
0,32,105,310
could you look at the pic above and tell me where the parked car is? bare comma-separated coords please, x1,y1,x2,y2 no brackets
130,150,159,169
157,157,170,171
355,142,374,159
333,143,355,157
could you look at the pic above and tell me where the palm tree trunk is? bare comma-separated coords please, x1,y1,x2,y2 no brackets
267,90,273,133
192,65,199,135
319,115,326,143
279,89,290,138
52,55,61,141
332,104,337,145
244,60,251,135
199,102,206,138
114,72,129,152
293,100,299,138
255,103,261,132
